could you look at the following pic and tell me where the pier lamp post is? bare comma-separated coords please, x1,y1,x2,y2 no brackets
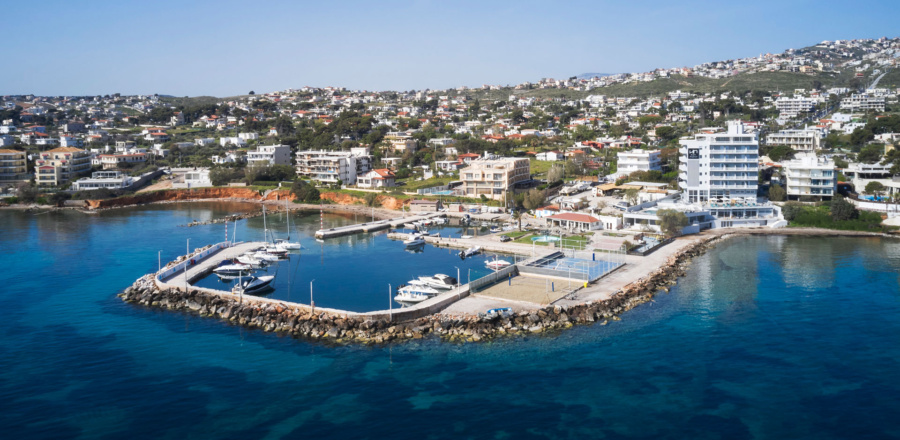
389,284,392,321
454,266,461,298
158,250,162,273
310,279,315,314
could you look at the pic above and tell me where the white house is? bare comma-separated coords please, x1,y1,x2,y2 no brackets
356,168,396,188
536,151,564,161
247,145,291,167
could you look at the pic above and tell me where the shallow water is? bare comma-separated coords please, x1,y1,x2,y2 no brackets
2,204,899,439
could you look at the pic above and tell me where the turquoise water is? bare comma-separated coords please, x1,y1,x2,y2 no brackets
2,203,900,439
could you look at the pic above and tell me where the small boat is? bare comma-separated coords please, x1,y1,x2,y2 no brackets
459,246,482,259
274,239,302,250
486,258,512,271
232,275,275,295
404,223,418,229
213,260,252,275
404,233,426,247
418,274,458,290
236,254,266,269
432,217,447,225
253,251,280,262
264,246,288,257
394,284,441,303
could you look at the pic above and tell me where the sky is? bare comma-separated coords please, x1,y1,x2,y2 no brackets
2,0,898,97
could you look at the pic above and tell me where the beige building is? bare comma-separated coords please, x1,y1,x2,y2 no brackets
459,157,530,200
99,153,147,170
36,147,91,186
0,149,31,185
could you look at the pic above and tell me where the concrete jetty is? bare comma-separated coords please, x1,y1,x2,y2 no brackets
158,241,266,288
314,212,444,239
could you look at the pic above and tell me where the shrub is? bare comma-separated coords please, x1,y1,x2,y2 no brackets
768,184,786,202
781,201,804,221
830,195,858,221
291,179,320,203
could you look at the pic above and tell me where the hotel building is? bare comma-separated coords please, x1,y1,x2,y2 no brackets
459,157,530,200
36,147,91,186
295,147,373,185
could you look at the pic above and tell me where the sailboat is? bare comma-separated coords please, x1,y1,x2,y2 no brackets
275,199,302,250
261,205,288,257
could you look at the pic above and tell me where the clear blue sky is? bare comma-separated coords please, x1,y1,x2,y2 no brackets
2,0,897,97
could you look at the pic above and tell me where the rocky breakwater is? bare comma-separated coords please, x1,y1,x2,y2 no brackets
119,235,723,344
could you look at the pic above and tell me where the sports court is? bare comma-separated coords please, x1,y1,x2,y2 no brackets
472,274,575,305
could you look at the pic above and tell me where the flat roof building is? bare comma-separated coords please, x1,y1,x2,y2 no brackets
459,157,530,201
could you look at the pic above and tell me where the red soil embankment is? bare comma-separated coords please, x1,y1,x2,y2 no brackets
86,188,407,210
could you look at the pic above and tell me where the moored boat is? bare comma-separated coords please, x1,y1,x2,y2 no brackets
418,273,458,290
394,284,440,303
486,258,512,271
459,245,482,259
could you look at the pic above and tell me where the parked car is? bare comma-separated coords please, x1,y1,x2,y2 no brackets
499,235,511,242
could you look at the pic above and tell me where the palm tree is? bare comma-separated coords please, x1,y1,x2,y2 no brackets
511,209,522,231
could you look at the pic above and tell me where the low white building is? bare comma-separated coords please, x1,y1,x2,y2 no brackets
774,97,817,118
238,132,259,141
247,144,291,167
535,151,564,161
616,149,661,175
219,137,247,147
71,170,134,191
172,168,213,188
356,168,396,188
195,138,216,146
782,154,836,200
843,161,894,192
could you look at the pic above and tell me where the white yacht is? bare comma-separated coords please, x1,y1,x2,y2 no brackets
394,285,440,303
403,233,426,247
418,274,458,290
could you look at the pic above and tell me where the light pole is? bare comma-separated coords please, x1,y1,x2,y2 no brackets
158,250,162,273
454,266,461,298
388,283,392,321
310,279,315,314
186,238,190,257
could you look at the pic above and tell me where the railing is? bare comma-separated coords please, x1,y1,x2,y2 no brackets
156,241,232,283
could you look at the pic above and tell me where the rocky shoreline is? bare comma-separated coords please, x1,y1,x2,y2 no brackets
118,234,725,344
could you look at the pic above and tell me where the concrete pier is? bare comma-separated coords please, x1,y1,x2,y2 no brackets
315,212,444,239
159,241,267,288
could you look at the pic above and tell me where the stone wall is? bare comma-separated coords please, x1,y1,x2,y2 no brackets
119,235,725,344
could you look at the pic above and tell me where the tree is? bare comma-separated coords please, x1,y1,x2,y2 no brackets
655,126,677,142
511,209,522,231
830,195,858,221
48,191,71,207
624,188,639,206
865,181,885,196
522,188,546,210
768,184,786,202
248,91,255,95
16,182,39,203
657,209,688,237
547,164,564,183
291,180,320,203
857,144,883,164
765,145,796,162
364,192,379,207
781,201,804,221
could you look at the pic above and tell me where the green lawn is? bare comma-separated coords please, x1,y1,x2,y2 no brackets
529,159,555,176
397,176,457,191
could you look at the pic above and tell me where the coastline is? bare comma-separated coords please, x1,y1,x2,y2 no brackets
118,226,899,345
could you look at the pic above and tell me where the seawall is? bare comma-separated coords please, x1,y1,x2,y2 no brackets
119,234,726,344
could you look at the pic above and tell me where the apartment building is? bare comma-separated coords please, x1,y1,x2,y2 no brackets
35,147,92,186
295,148,372,185
765,129,821,152
774,97,816,118
98,153,147,170
459,157,530,200
0,149,30,185
678,122,777,226
616,149,661,175
843,161,894,191
782,154,836,200
247,144,291,167
840,93,886,112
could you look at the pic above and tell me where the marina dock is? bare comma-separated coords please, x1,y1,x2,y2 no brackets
158,241,266,288
314,212,445,239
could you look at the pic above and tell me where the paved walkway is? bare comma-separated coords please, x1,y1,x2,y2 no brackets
315,212,444,238
159,241,266,289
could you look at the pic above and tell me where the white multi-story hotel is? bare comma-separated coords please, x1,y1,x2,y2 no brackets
459,157,530,200
774,97,816,118
247,145,291,167
616,149,661,175
782,154,836,200
765,129,821,152
35,147,92,186
678,121,778,226
295,147,372,185
840,93,885,112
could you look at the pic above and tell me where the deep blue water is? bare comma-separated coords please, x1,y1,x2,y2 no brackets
190,208,511,312
2,202,900,439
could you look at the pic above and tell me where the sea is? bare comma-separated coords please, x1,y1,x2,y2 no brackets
2,202,900,439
